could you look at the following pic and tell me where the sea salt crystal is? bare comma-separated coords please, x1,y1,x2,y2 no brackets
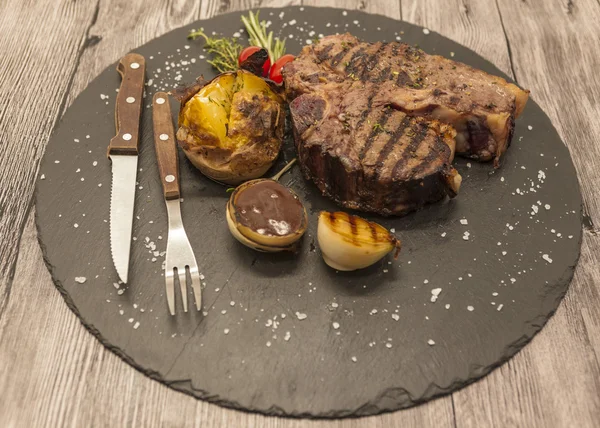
427,339,435,346
224,328,230,335
351,356,357,362
463,231,470,241
441,232,447,237
467,306,474,312
284,331,291,341
128,318,134,323
117,289,124,295
266,341,272,347
369,308,378,315
445,304,450,309
510,278,517,283
74,223,79,228
423,28,430,34
392,313,400,321
119,309,124,315
545,204,551,210
133,322,140,329
332,322,340,330
542,254,553,264
75,277,86,284
40,174,45,180
430,288,442,303
296,312,307,320
528,125,533,131
386,343,393,348
460,219,468,225
497,304,504,311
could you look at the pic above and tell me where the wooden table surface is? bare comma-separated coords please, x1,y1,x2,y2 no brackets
1,0,599,426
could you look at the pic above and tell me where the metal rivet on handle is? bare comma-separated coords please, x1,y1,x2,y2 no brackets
130,62,140,69
160,134,169,141
122,133,132,141
165,175,175,183
156,97,166,105
126,97,135,103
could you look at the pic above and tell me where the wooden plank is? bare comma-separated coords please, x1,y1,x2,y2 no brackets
0,0,99,324
401,0,513,78
494,0,600,229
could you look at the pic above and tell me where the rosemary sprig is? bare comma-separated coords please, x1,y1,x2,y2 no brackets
187,28,242,73
241,11,286,63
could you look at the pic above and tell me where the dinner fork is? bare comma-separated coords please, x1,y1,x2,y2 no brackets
152,92,202,315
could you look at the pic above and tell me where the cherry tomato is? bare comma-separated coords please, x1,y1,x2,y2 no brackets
238,46,271,77
269,54,295,84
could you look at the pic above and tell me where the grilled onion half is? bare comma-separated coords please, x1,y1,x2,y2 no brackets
318,211,401,271
227,179,308,252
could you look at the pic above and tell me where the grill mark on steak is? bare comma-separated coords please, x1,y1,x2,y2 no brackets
353,89,378,134
346,47,368,75
410,135,448,178
373,115,412,178
359,107,393,161
376,66,392,83
315,43,335,63
391,123,430,179
330,47,351,66
395,70,413,87
361,43,387,82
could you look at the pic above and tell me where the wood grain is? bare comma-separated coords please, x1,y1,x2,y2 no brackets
0,0,99,329
1,0,600,426
153,92,180,199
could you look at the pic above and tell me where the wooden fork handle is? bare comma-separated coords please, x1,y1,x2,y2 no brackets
108,53,146,156
152,92,180,200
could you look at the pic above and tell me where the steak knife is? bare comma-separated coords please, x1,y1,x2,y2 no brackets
108,53,145,284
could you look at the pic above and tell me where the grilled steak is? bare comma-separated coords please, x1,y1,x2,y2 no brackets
283,34,529,215
285,34,529,165
288,89,461,215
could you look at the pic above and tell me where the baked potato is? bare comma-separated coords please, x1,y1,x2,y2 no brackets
175,69,285,185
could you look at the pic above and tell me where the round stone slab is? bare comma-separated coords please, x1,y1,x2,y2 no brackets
35,6,582,418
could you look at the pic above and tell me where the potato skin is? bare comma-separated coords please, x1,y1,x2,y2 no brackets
175,70,285,185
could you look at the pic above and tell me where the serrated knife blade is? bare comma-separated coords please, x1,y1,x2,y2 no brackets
108,53,146,283
109,155,138,283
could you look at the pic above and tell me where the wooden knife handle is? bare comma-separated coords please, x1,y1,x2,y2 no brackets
108,53,146,156
152,92,180,200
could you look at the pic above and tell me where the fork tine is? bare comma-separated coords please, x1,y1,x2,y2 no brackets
178,268,188,312
166,269,175,316
190,268,202,311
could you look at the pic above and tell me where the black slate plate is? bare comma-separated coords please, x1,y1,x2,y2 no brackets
35,6,582,418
